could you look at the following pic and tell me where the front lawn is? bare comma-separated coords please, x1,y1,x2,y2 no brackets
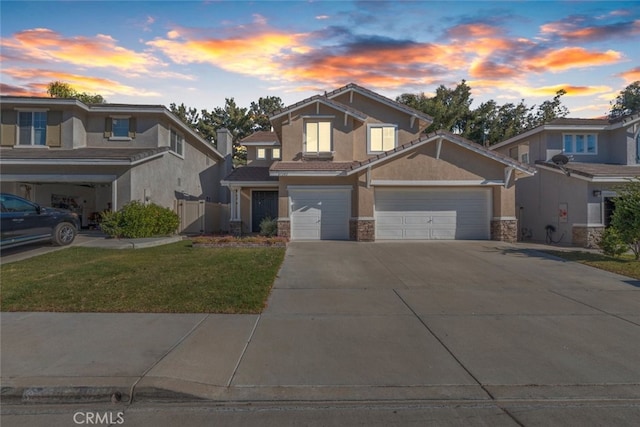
544,250,640,280
1,241,285,313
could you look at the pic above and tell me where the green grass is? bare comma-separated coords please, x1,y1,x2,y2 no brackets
1,241,285,313
545,250,640,280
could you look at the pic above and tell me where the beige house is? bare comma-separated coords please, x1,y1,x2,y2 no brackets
0,96,232,233
223,84,534,241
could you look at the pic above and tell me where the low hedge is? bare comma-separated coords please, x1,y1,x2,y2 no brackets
100,201,179,238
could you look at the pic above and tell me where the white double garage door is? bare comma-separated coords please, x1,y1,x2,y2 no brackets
289,186,491,240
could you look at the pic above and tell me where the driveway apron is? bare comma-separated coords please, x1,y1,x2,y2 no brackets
231,241,640,402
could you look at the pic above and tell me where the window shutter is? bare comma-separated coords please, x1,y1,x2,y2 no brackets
46,111,62,147
128,117,136,138
0,110,17,146
104,117,112,138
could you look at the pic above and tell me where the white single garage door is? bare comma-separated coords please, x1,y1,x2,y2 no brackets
375,188,491,240
290,187,351,240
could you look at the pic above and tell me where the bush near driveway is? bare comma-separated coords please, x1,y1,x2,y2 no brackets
100,201,180,239
0,241,285,313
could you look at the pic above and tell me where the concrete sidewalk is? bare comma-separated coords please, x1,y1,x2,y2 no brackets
2,242,640,424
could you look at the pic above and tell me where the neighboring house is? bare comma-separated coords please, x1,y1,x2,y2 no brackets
0,96,233,232
222,83,535,241
490,115,640,247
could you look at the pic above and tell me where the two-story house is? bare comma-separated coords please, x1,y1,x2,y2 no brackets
222,83,535,241
490,115,640,247
0,96,232,232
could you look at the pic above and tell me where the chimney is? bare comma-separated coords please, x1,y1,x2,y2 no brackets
216,128,234,203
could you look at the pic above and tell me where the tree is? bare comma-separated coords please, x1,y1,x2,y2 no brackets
609,81,640,119
530,89,569,126
398,80,472,135
397,81,570,146
250,96,285,131
608,178,640,260
47,81,105,104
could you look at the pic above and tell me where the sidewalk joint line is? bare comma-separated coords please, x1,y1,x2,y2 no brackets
128,314,210,404
227,314,261,388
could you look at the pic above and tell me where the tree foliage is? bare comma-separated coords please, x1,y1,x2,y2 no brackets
609,81,640,119
397,81,569,146
169,96,283,165
608,178,640,260
47,81,106,104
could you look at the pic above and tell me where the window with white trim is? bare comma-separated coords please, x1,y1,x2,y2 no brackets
18,111,47,146
304,120,332,153
563,133,597,154
368,124,397,153
272,147,281,159
170,128,184,156
256,148,266,159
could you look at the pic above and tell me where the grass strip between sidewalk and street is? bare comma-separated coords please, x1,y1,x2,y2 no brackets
544,250,640,280
1,241,285,313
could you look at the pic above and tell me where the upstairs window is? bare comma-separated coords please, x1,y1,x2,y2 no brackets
272,147,281,159
305,120,332,153
368,124,397,153
256,148,267,159
18,111,47,146
105,116,136,140
170,128,184,156
563,133,597,154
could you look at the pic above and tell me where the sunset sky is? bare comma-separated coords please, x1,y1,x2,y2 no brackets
1,1,639,118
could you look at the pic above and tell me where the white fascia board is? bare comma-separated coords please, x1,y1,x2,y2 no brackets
269,170,345,177
1,174,117,183
0,159,132,166
220,181,278,187
371,179,504,186
241,141,281,147
287,185,352,191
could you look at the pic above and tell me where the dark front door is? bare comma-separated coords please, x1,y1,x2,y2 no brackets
252,191,278,233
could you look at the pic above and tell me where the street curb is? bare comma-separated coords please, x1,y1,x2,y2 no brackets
2,386,130,404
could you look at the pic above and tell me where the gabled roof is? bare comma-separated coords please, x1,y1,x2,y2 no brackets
0,147,169,165
270,94,368,122
326,83,433,124
239,131,280,146
536,161,640,182
347,130,536,175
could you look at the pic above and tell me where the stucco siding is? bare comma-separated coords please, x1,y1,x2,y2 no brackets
371,140,504,182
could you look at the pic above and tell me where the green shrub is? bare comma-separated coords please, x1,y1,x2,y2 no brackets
259,217,278,237
598,227,628,257
100,201,179,238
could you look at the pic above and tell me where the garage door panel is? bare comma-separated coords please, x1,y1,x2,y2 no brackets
290,188,350,241
375,188,490,240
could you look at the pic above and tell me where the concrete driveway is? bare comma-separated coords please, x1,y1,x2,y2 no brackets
236,241,640,403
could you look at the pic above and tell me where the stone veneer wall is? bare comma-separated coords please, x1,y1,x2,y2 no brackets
491,219,517,243
572,225,604,248
349,219,375,242
277,219,290,239
229,220,242,236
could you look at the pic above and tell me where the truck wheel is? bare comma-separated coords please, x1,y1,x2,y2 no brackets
53,222,77,246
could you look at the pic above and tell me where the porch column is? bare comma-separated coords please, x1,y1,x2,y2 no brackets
229,186,242,235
